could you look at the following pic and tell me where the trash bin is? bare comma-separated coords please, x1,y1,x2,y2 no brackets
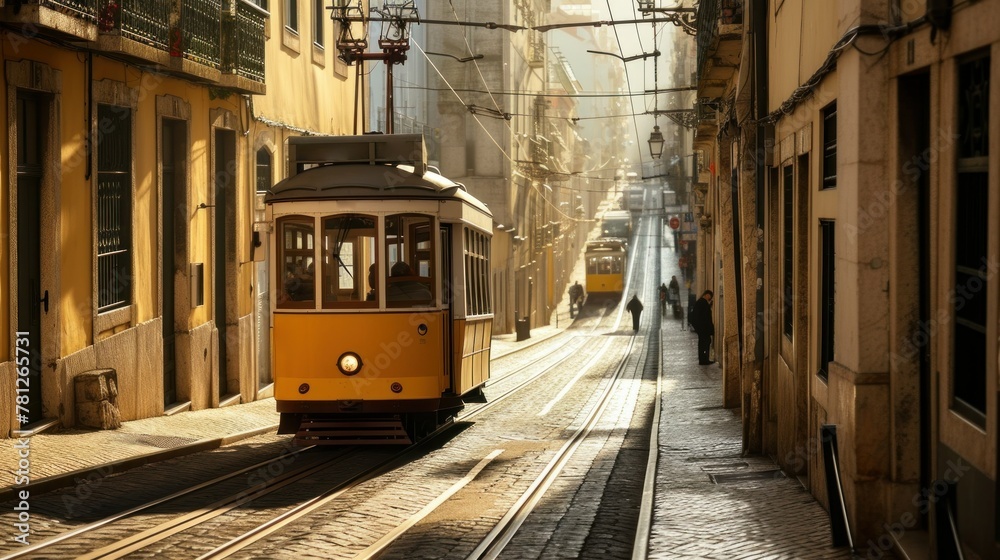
515,319,531,341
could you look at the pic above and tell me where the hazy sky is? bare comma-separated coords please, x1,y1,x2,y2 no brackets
549,0,694,177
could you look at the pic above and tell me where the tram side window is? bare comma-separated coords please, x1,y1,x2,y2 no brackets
464,228,491,316
465,229,474,315
385,214,434,307
277,216,315,309
321,214,377,308
482,235,491,313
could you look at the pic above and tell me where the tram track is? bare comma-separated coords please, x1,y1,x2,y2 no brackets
465,335,638,560
351,208,662,560
2,312,617,560
0,445,348,560
197,311,624,560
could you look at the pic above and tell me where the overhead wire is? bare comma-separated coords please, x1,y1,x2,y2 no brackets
390,80,681,98
412,38,592,224
412,38,512,162
604,0,646,174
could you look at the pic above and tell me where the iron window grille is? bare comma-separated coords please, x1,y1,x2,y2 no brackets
952,51,989,424
821,101,837,189
97,104,133,313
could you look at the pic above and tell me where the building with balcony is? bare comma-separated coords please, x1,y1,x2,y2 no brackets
0,0,361,436
693,0,1000,556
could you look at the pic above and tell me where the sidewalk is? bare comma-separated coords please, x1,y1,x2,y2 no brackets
648,245,856,559
0,397,279,501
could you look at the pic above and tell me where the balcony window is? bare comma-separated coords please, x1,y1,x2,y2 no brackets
256,147,272,193
285,0,298,32
821,101,837,189
952,51,989,424
97,104,133,313
313,0,323,47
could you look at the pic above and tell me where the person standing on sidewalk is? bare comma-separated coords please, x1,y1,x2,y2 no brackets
626,294,643,332
691,290,715,364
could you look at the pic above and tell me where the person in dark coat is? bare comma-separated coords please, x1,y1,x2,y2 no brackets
568,281,584,318
690,290,715,364
625,294,643,332
667,276,680,304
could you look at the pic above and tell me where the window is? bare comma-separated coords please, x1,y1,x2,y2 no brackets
465,228,492,316
586,253,623,275
285,0,298,32
256,147,272,194
321,214,376,308
821,101,837,189
818,220,835,379
313,0,324,47
782,165,794,338
385,214,434,308
277,216,314,308
97,104,133,313
952,51,989,423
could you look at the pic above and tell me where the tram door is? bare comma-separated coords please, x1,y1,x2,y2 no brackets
16,92,45,426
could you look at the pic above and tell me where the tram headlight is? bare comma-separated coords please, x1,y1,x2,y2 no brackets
337,352,362,376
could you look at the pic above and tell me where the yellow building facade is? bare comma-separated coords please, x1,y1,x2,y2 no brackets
1,1,362,437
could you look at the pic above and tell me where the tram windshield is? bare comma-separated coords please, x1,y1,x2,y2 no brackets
384,214,435,307
277,216,315,308
587,254,623,275
321,214,377,308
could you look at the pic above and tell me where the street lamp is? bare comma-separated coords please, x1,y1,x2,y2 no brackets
648,125,664,160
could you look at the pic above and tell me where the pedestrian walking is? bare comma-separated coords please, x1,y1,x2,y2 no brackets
626,294,643,332
568,281,584,318
658,283,668,315
690,290,715,364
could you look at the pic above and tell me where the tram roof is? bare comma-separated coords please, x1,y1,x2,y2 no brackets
586,238,627,252
265,163,490,215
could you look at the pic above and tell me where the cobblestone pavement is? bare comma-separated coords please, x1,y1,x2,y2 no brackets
648,247,858,560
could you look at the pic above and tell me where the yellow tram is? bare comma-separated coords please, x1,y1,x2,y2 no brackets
584,238,627,297
266,134,493,444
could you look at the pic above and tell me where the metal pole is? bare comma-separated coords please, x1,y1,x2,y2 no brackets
385,62,394,134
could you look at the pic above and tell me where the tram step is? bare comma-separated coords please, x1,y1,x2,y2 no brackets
294,418,413,446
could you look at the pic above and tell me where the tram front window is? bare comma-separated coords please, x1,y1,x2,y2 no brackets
385,214,435,307
277,216,315,309
322,214,376,308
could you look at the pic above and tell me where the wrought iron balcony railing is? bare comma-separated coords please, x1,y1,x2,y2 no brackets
41,0,98,22
527,30,545,67
222,0,265,82
1,0,99,40
696,0,743,82
98,0,170,51
179,0,222,69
